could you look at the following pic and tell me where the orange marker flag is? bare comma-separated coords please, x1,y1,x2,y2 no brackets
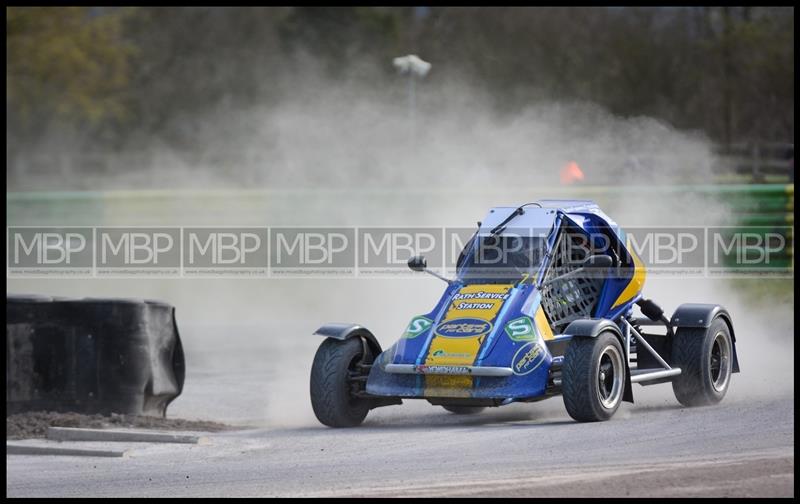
560,161,585,185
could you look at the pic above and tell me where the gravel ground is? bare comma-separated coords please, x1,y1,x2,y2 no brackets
6,395,794,498
6,411,236,440
5,276,793,497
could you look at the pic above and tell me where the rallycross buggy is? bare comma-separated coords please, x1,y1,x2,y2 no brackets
310,200,739,426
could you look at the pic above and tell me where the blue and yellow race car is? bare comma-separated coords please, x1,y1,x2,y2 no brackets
310,200,739,426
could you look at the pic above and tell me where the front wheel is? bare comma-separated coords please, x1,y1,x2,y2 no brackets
671,318,733,407
562,332,626,422
310,338,373,427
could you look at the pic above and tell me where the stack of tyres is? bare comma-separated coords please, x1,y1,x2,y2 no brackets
6,295,185,417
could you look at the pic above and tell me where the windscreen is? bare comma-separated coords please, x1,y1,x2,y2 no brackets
457,234,547,283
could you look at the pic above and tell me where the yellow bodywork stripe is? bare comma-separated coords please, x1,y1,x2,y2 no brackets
535,306,555,340
424,284,513,397
612,238,646,308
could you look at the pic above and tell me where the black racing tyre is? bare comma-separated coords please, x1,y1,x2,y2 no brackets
310,337,373,428
671,317,733,407
441,405,486,415
562,331,626,422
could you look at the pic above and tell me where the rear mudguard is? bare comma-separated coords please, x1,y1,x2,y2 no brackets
562,318,634,403
670,304,740,373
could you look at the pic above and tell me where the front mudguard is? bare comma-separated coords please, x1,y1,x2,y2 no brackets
313,323,383,359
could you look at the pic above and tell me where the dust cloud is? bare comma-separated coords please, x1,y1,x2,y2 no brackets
6,72,792,427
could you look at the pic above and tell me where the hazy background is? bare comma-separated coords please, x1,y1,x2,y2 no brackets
5,7,794,426
6,6,794,190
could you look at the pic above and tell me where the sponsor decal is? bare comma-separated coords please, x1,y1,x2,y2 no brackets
402,316,433,339
452,291,511,301
505,316,538,342
511,341,547,376
435,317,493,338
416,365,471,375
432,349,473,359
454,302,494,310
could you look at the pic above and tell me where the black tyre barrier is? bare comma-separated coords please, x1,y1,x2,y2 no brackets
6,295,185,417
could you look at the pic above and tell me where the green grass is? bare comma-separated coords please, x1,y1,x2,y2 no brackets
727,278,794,306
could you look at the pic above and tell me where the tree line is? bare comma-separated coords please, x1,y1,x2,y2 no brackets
6,6,794,159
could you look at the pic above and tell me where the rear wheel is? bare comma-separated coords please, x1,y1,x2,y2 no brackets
562,332,625,422
441,405,485,415
310,338,373,427
671,318,733,407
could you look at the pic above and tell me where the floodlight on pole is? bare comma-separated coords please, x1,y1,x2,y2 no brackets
392,54,432,78
393,54,431,142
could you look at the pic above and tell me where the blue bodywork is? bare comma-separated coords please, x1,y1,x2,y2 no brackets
366,200,646,402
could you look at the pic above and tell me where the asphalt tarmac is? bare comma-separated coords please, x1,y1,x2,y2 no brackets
6,273,794,497
6,387,793,497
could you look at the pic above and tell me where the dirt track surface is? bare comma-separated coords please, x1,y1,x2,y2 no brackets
6,411,235,440
5,276,794,497
6,395,793,497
